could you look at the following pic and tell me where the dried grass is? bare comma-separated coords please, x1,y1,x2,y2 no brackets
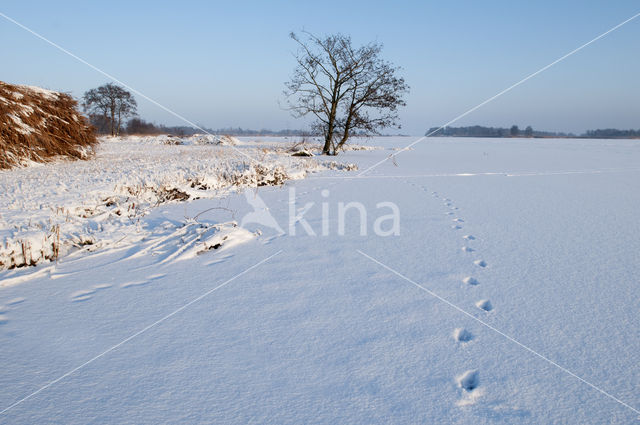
0,81,97,169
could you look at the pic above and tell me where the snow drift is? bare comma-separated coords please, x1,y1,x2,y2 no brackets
0,81,96,169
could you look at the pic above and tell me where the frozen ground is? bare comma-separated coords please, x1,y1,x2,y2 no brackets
0,136,639,423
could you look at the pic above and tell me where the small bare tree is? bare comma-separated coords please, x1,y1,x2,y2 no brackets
285,32,408,155
83,83,137,136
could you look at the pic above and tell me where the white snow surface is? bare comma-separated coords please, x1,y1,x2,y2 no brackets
0,135,336,271
0,136,639,423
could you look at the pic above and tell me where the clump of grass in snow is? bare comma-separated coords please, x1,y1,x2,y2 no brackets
0,81,96,169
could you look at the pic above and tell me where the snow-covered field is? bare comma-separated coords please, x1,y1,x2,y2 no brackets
0,136,639,423
0,135,353,272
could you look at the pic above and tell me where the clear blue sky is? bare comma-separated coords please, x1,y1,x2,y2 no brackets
2,0,639,135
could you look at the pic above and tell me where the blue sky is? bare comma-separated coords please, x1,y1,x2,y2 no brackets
2,1,639,135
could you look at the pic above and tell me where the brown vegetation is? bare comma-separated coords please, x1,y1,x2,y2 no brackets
0,81,97,169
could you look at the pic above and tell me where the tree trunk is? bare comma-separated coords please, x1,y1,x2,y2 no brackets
110,99,116,136
323,92,340,155
116,108,121,137
336,130,349,152
322,134,332,154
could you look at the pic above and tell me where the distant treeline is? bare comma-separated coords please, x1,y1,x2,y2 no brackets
581,128,640,139
121,118,308,137
426,125,640,139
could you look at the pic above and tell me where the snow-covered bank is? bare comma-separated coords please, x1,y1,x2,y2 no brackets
0,135,356,271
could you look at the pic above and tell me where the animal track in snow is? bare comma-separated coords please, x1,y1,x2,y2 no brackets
0,298,27,324
457,370,480,391
71,291,94,302
452,218,464,223
453,328,473,343
475,299,493,311
461,246,474,253
451,225,463,230
463,235,475,241
463,277,479,285
121,280,150,288
204,253,234,266
474,260,487,268
71,284,112,302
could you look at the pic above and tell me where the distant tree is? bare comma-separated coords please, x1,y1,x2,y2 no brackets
285,31,409,155
86,113,111,134
524,126,533,137
83,83,137,136
510,125,520,137
126,118,161,135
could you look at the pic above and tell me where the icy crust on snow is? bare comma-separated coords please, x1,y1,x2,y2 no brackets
0,135,341,271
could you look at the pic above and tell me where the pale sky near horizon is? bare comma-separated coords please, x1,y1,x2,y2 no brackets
2,1,639,135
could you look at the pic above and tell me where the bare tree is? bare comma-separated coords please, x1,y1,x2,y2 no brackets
285,32,408,155
83,83,137,136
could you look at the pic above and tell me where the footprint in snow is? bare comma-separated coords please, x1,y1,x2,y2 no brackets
463,235,476,241
457,370,480,391
71,291,94,302
452,218,464,223
461,246,474,253
71,284,112,302
474,260,487,268
0,298,28,323
451,225,463,230
205,254,234,266
453,328,473,343
463,277,479,285
445,212,454,216
475,299,493,312
121,280,150,288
